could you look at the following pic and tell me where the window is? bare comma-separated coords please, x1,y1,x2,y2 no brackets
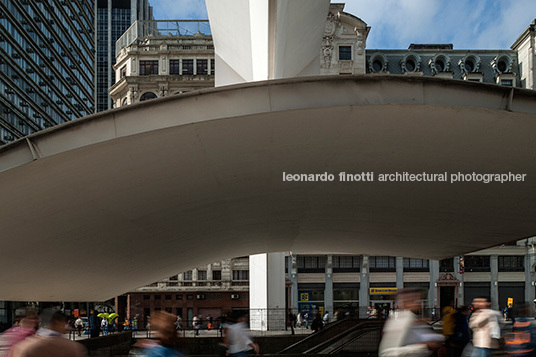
197,270,207,280
182,59,193,75
197,59,208,75
369,256,396,271
184,271,193,280
333,256,361,272
232,270,249,280
121,97,127,106
403,258,429,271
165,295,172,300
120,65,126,78
498,60,508,73
339,46,351,60
212,270,221,280
210,59,215,75
187,294,193,300
297,256,326,273
405,59,416,72
139,60,158,75
498,256,524,271
176,294,183,300
372,59,383,72
169,60,180,75
440,258,454,272
143,295,150,300
435,59,445,72
501,79,513,86
140,92,157,101
154,295,161,300
464,256,490,272
169,275,178,281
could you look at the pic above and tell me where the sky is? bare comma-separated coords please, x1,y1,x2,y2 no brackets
150,0,536,50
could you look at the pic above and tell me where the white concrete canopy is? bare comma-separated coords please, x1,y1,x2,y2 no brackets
1,75,536,301
205,0,330,86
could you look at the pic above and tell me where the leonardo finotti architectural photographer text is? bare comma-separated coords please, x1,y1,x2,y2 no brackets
282,172,527,184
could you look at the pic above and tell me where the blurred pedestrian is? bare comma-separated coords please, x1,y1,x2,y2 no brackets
88,310,100,338
505,302,536,356
0,311,38,356
135,311,185,357
379,288,444,357
11,309,86,357
323,311,330,324
193,315,199,336
175,316,182,331
450,306,471,357
311,313,323,333
224,311,259,357
101,318,108,335
207,315,213,330
469,297,501,357
74,316,84,337
132,315,138,333
287,310,295,335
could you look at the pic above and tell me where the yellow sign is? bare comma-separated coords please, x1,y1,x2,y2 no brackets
508,297,513,307
369,288,398,295
300,292,310,301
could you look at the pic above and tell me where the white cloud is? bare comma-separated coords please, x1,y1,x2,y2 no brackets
341,0,536,49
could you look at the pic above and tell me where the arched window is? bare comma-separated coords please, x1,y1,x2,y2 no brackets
369,53,388,73
400,53,421,73
140,92,157,101
121,97,128,106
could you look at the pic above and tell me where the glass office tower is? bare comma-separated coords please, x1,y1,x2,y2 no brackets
0,0,95,144
96,0,153,112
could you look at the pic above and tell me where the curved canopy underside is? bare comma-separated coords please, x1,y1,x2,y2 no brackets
1,75,536,301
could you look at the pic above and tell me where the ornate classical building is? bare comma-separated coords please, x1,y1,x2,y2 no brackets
109,20,214,107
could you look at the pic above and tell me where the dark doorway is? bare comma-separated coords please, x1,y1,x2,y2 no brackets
440,286,455,311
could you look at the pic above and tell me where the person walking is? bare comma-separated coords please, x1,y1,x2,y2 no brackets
11,309,87,357
379,288,444,357
469,297,501,357
311,313,324,333
135,311,185,357
192,315,199,336
88,310,100,339
224,312,259,357
74,317,84,337
323,311,330,325
287,310,295,335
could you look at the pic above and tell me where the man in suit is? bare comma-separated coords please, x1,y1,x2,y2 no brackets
11,308,87,357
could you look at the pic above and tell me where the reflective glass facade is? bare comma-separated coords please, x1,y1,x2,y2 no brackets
0,0,95,144
96,0,153,112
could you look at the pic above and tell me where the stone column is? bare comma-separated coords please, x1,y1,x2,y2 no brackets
221,259,231,290
289,255,298,312
396,257,404,290
429,260,439,309
454,256,464,306
491,255,499,310
207,263,213,284
525,246,536,303
249,253,286,330
325,255,333,318
359,255,370,318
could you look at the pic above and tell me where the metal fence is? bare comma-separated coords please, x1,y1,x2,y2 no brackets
116,20,211,56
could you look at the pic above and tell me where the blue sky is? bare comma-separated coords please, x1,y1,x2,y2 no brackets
151,0,536,49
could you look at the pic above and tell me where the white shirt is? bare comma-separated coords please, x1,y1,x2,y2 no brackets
227,322,253,354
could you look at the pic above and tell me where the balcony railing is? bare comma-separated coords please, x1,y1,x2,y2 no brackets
116,20,211,56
